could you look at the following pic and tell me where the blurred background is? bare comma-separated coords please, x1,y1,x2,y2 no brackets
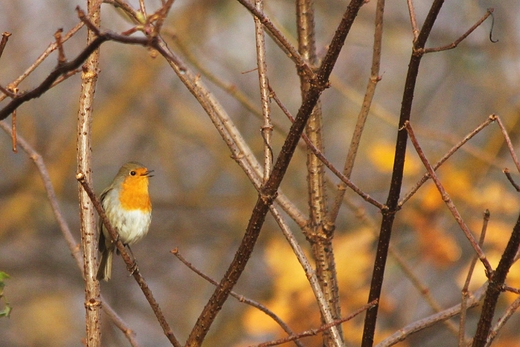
1,0,520,346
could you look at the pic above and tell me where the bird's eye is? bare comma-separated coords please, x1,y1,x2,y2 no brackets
130,170,137,176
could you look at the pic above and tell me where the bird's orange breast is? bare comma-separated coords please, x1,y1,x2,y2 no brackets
118,176,152,212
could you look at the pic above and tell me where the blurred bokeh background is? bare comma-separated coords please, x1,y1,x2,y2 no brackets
1,0,520,346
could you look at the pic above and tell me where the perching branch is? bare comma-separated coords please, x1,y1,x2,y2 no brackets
76,174,182,347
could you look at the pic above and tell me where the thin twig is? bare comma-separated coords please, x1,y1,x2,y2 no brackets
503,168,520,192
10,110,16,152
270,85,385,210
406,0,419,41
494,115,520,173
0,32,11,60
54,28,66,64
0,23,84,104
399,115,496,207
404,120,493,275
485,296,520,346
172,249,305,347
251,300,378,347
376,284,488,347
329,0,385,223
235,0,315,80
424,9,494,53
460,209,489,346
254,0,273,183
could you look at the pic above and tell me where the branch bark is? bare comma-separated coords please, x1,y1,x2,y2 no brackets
361,1,446,346
77,2,102,346
185,0,366,345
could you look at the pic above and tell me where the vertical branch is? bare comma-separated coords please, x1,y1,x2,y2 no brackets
329,0,385,223
361,1,445,346
296,0,342,344
472,210,520,347
254,0,272,182
77,1,102,346
185,0,366,345
460,210,489,346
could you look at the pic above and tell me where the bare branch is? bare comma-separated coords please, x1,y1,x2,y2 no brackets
460,209,490,346
252,300,378,347
0,32,11,60
404,120,493,275
362,2,448,344
269,85,385,210
329,0,385,222
236,0,315,80
184,0,367,344
424,9,495,53
172,249,305,347
399,115,496,207
406,0,419,41
376,285,488,347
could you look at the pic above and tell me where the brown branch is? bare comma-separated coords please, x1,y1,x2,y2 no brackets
460,209,490,346
10,110,16,152
254,0,273,183
252,300,378,347
171,249,305,347
424,8,494,53
184,1,366,345
504,168,520,192
362,2,446,345
472,211,520,346
235,0,315,80
494,115,520,173
78,2,102,345
329,0,385,224
399,115,496,207
0,32,11,60
486,296,520,346
376,284,488,347
406,0,419,42
0,33,108,121
0,7,161,121
269,85,385,210
76,174,182,347
296,0,341,343
404,120,492,274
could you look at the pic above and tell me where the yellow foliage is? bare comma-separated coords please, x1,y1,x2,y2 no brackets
244,228,375,345
369,141,421,176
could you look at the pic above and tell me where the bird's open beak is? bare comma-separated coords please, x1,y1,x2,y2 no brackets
144,169,154,178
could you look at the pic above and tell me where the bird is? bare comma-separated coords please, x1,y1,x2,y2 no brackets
96,161,153,281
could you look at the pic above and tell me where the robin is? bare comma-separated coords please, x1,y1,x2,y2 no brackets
96,162,153,281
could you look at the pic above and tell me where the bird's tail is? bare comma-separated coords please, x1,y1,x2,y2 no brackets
96,249,113,281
